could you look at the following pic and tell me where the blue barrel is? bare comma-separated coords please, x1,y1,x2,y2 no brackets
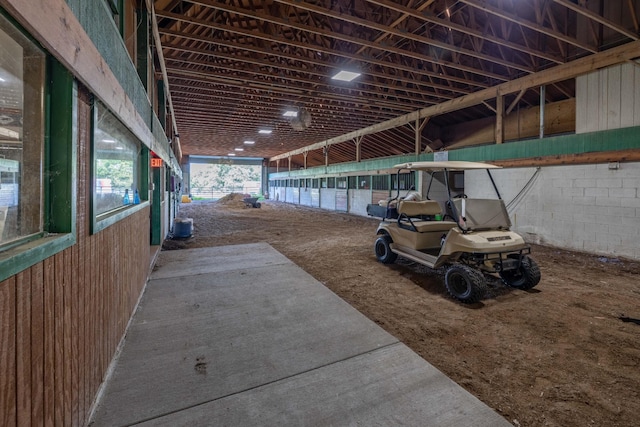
174,218,193,238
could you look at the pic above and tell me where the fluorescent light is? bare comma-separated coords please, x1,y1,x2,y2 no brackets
234,148,244,151
227,153,236,156
0,77,5,82
102,139,116,143
244,140,255,145
331,70,361,82
258,129,272,134
283,110,298,117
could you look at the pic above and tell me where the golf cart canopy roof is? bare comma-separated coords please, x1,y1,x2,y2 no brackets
392,161,501,171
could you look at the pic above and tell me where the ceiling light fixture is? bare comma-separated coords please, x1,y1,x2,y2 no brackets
331,70,361,82
228,153,236,156
258,129,272,134
283,110,298,117
234,148,244,151
244,140,255,145
102,139,116,143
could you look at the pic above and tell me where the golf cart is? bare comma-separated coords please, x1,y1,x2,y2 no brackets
374,161,540,303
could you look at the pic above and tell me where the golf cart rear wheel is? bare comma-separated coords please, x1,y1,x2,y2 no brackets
499,255,541,290
374,235,397,264
444,264,487,304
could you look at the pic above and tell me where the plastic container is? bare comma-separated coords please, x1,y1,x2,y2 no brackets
174,218,193,238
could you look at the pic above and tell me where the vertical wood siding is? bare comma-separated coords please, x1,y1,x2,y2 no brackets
0,86,150,426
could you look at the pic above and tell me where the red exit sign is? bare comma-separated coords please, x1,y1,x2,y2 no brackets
151,158,163,168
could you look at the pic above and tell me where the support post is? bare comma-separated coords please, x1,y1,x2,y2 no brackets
354,136,362,162
496,90,504,144
539,85,546,139
324,145,329,166
288,156,292,171
303,151,308,169
276,159,279,173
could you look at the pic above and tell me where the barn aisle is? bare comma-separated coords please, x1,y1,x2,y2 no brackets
90,243,510,426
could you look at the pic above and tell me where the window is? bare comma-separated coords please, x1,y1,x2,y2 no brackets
327,177,335,188
336,177,347,189
347,176,358,189
93,100,142,218
0,15,46,246
392,172,415,190
372,175,389,190
358,176,370,189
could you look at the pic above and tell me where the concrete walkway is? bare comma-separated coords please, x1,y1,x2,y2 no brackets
90,243,511,426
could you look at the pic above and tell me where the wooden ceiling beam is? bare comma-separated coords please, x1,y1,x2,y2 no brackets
366,0,563,65
271,39,640,161
553,0,639,41
273,0,533,74
169,0,511,82
157,22,489,90
458,0,597,53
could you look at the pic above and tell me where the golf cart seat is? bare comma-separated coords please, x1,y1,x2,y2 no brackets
397,200,457,232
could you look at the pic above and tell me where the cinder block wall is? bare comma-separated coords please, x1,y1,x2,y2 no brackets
466,163,640,260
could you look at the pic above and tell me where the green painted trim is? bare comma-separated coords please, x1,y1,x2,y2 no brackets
140,146,150,197
93,201,149,233
47,59,77,234
269,126,640,180
150,167,162,245
0,233,75,283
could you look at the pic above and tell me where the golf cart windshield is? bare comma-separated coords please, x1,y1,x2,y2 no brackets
452,198,511,231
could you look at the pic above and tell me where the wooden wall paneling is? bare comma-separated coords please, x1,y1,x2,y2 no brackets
0,276,17,427
53,252,64,426
586,72,600,133
62,249,72,426
599,68,609,131
635,62,640,127
620,63,635,127
575,74,587,132
89,226,96,404
16,270,31,427
608,65,622,129
77,86,90,424
42,256,54,426
77,234,86,425
70,242,79,426
30,262,44,426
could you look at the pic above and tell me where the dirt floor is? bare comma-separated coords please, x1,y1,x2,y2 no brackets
164,195,640,427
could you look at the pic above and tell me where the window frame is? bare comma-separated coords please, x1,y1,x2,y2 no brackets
0,15,76,282
90,100,148,234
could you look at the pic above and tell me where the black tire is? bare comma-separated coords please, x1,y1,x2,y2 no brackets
254,202,261,208
499,255,541,290
444,264,487,304
374,234,397,264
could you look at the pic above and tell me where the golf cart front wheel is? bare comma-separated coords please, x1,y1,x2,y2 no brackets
444,264,487,304
374,235,397,264
499,255,541,290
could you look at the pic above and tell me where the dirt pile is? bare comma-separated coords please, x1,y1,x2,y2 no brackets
216,192,249,208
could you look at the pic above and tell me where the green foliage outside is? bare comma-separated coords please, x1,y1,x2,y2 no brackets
190,164,260,190
96,159,134,189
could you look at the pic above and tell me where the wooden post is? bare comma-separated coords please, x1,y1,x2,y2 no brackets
496,90,504,144
276,159,279,173
355,136,362,162
303,151,308,169
539,85,546,139
288,156,292,171
324,145,329,166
